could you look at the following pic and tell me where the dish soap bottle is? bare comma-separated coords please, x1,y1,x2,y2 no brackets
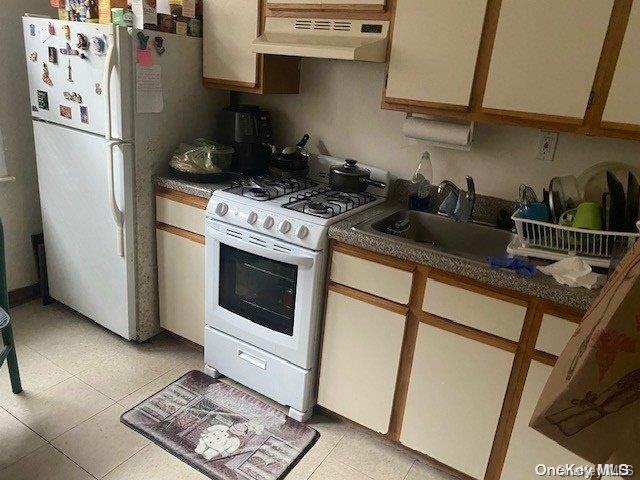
409,151,433,211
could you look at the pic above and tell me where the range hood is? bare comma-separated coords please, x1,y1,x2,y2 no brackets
253,18,390,63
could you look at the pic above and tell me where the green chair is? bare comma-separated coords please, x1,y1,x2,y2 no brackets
0,218,22,394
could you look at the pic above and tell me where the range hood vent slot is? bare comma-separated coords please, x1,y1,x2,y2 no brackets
254,17,389,63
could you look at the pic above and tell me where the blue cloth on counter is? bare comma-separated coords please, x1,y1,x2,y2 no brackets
486,256,537,277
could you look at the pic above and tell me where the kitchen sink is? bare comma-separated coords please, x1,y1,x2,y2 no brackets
354,210,516,262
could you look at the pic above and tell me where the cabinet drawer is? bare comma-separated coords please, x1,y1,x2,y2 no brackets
330,251,413,304
535,314,579,357
157,228,205,345
422,279,526,342
156,196,206,236
318,290,406,433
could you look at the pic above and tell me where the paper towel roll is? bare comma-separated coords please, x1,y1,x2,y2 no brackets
402,116,473,150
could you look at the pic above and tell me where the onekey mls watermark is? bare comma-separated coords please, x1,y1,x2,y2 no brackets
535,463,634,478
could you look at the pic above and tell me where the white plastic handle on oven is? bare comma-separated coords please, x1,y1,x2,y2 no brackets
206,224,315,268
238,349,267,370
103,34,115,141
107,141,125,257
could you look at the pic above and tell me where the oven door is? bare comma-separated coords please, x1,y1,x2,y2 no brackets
205,220,325,370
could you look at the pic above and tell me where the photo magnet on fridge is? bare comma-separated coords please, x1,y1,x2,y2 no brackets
60,105,72,119
80,106,89,124
49,46,58,64
37,91,49,110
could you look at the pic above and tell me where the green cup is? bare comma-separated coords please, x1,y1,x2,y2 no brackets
559,202,602,230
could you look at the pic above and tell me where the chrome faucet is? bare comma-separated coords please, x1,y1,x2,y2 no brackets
437,176,476,222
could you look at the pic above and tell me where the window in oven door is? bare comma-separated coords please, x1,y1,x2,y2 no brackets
219,244,298,336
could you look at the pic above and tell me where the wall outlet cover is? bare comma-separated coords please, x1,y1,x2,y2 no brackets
537,131,559,161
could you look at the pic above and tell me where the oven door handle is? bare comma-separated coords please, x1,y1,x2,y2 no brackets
207,225,315,268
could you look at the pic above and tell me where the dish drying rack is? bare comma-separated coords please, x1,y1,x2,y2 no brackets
508,212,640,268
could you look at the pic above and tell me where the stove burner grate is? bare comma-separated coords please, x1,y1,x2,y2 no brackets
223,176,317,201
282,187,377,218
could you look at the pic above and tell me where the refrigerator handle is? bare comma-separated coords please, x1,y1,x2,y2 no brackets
103,35,116,141
107,141,125,257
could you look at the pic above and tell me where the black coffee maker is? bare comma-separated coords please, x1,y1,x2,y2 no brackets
220,105,273,175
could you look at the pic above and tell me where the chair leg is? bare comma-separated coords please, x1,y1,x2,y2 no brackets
2,324,22,394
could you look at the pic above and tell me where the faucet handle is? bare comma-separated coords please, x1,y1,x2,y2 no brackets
465,176,475,196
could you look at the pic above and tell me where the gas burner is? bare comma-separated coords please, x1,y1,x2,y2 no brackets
305,202,332,216
246,187,269,199
223,176,317,201
282,187,377,218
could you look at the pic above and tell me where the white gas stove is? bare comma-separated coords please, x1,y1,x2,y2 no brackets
203,156,390,422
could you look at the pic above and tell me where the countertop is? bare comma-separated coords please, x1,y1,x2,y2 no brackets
328,201,600,312
154,174,599,311
154,174,233,199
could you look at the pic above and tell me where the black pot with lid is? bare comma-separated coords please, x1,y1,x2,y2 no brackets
329,159,387,193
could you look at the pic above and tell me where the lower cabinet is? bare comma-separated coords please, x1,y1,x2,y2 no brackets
400,323,514,479
156,227,205,346
317,289,407,433
501,361,592,479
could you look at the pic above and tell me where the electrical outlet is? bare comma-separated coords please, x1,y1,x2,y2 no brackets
537,131,558,161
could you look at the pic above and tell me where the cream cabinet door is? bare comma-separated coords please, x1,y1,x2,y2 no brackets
318,290,406,433
157,228,205,346
203,0,259,85
602,2,640,128
386,0,488,107
401,323,514,479
483,0,613,119
501,361,592,479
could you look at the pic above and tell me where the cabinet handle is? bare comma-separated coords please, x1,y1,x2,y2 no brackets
238,349,267,370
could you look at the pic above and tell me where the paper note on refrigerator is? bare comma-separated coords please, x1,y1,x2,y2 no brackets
182,0,196,18
156,0,171,15
136,65,163,113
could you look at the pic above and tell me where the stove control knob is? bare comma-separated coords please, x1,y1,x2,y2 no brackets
247,212,258,225
296,225,309,239
263,216,274,229
215,203,228,216
278,220,292,234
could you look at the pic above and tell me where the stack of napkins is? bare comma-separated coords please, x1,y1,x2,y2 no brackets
537,257,606,289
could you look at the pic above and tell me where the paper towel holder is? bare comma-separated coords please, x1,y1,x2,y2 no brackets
404,113,475,151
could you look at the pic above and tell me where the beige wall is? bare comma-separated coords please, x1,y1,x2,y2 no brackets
0,2,54,291
240,58,640,200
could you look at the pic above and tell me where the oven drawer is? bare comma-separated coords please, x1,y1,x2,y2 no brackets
204,326,315,412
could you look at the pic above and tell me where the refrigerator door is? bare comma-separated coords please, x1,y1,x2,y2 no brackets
33,121,135,339
23,17,133,141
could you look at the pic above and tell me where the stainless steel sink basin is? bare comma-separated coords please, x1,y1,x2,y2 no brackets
354,210,516,262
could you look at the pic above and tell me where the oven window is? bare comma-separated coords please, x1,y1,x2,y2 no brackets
219,244,298,336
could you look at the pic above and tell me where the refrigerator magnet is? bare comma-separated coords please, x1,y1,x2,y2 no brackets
37,91,50,111
80,106,89,124
90,35,108,56
63,91,82,104
48,23,56,36
95,83,102,95
42,64,53,86
48,47,58,64
29,24,36,36
29,52,38,62
60,105,72,120
154,37,165,56
62,25,70,40
77,34,89,50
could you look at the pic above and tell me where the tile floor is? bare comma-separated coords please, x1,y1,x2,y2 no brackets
1,300,458,480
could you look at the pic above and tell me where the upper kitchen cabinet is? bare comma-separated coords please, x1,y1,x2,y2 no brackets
600,1,640,134
383,0,488,110
267,0,386,12
482,0,614,122
203,0,300,94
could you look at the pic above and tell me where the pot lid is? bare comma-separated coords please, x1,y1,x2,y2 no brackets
331,159,370,177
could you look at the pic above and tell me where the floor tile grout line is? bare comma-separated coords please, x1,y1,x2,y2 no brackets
402,460,417,480
332,457,378,480
305,434,344,480
47,439,101,479
97,442,151,480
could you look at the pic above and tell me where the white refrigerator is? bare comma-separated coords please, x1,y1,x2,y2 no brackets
22,16,226,340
